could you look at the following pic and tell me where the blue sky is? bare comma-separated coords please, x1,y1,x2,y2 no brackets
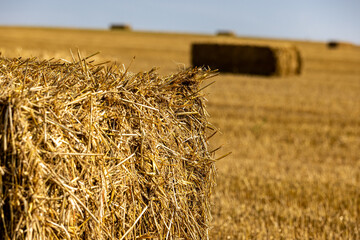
1,0,359,44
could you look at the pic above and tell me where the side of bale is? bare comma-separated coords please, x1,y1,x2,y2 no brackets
0,56,217,239
273,46,302,75
191,43,302,76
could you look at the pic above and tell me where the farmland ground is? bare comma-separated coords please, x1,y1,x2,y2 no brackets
1,26,359,239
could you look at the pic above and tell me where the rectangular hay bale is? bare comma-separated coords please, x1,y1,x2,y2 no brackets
0,56,216,239
191,43,302,76
110,24,132,31
327,41,354,49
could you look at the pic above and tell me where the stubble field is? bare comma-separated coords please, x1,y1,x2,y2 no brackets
0,26,359,239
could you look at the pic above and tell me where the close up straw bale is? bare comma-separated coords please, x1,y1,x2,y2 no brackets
0,55,217,239
191,43,302,76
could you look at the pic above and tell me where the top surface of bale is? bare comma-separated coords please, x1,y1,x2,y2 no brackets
0,55,217,239
191,43,302,76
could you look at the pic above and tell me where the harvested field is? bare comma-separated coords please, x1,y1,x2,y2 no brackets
0,55,217,239
0,26,359,239
191,43,302,76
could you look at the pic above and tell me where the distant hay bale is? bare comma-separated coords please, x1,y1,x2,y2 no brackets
216,30,236,37
0,55,217,239
110,24,132,31
191,43,302,76
327,40,354,49
327,41,339,49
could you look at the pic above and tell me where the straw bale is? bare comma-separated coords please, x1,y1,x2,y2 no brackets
327,41,339,49
0,55,217,239
191,43,302,76
110,24,132,31
327,41,354,49
216,30,236,37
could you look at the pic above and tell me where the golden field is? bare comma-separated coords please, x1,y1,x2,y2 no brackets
1,26,359,239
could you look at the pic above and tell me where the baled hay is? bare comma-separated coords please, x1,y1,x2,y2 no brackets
110,24,132,31
191,43,302,76
0,55,217,239
216,31,236,37
327,41,354,49
327,41,339,49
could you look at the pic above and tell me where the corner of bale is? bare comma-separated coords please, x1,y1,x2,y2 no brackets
0,56,217,239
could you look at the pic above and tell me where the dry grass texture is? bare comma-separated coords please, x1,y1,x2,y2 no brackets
192,43,301,76
0,54,217,239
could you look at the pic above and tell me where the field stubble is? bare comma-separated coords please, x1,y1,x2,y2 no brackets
208,71,360,239
0,27,359,239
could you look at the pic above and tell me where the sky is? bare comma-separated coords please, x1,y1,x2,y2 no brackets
0,0,359,44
